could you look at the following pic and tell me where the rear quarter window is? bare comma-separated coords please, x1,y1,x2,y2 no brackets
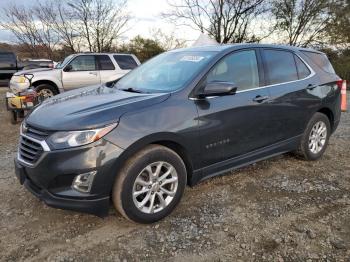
113,55,138,70
263,49,299,85
301,51,335,74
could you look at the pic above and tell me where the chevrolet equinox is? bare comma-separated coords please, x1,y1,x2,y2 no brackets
15,44,342,223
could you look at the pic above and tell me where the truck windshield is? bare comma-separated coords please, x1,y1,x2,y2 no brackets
116,51,216,93
56,55,74,69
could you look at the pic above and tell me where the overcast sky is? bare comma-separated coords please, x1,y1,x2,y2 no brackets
0,0,200,44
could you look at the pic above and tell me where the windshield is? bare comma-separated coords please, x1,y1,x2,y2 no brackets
116,51,216,93
56,54,74,69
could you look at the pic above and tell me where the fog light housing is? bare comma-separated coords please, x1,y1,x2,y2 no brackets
72,171,96,193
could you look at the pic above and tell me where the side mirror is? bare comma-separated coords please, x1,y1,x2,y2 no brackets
24,73,34,81
197,81,237,98
64,64,73,72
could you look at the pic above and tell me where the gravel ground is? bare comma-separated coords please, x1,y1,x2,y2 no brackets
0,88,349,262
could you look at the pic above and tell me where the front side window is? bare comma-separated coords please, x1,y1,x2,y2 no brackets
68,55,96,71
264,49,298,85
116,51,215,93
114,55,138,70
206,50,259,91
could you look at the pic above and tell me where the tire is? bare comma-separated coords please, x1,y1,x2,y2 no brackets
35,84,58,99
112,145,187,223
297,112,331,161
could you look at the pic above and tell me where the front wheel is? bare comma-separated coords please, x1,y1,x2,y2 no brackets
112,145,187,223
297,112,331,161
35,84,58,99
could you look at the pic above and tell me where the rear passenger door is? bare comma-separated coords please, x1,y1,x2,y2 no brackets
113,55,139,79
261,48,319,143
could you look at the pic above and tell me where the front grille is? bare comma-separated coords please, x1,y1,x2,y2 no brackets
18,136,44,165
25,125,50,140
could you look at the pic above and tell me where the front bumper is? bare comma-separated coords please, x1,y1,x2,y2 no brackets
15,139,124,217
9,78,30,94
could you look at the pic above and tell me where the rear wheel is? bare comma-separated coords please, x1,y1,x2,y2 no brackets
35,84,58,99
297,112,331,161
112,145,187,223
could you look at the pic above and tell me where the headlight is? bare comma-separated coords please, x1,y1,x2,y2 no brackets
48,123,117,149
13,75,27,84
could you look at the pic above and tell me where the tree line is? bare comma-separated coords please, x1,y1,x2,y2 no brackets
0,0,349,79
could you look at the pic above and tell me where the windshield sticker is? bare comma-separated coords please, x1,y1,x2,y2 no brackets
180,56,205,62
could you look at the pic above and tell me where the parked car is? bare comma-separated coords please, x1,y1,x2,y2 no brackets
0,51,54,84
0,51,19,84
21,59,55,70
9,53,141,97
14,44,342,223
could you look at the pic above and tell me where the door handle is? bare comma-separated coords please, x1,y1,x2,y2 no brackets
306,84,316,90
89,72,97,76
253,95,269,103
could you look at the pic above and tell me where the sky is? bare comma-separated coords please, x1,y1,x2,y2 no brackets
0,0,201,44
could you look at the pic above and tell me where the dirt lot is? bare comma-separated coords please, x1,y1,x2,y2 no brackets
0,88,349,262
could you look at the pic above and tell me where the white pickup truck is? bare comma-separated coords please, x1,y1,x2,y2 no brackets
9,53,141,97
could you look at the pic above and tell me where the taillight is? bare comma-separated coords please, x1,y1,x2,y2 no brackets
340,80,347,112
336,79,343,89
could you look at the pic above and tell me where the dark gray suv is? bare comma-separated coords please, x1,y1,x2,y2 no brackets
14,44,342,223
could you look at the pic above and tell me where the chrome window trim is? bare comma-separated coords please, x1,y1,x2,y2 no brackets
189,52,315,100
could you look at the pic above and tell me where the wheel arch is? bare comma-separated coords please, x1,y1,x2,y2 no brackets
32,80,60,94
317,107,334,131
109,133,195,190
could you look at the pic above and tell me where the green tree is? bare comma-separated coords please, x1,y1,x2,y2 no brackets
118,36,165,62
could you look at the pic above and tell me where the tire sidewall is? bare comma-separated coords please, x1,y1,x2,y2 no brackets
302,113,331,160
35,84,57,98
119,147,187,223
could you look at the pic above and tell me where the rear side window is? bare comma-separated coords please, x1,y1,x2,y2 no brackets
301,51,335,74
207,50,259,91
263,49,298,85
113,55,138,70
97,55,115,70
294,55,311,79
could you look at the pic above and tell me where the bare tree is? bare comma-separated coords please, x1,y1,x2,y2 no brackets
0,4,58,58
34,0,79,53
68,0,131,52
271,0,334,47
150,28,187,50
162,0,267,43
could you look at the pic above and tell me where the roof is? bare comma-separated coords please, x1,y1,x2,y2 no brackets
170,43,323,54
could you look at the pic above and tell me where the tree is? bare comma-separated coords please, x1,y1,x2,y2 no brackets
117,36,165,62
34,0,79,53
163,0,267,43
68,0,131,52
326,0,350,47
0,4,58,58
150,28,187,50
271,0,334,47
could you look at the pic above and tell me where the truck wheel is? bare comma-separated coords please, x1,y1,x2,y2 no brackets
296,112,331,161
112,145,187,223
35,84,58,99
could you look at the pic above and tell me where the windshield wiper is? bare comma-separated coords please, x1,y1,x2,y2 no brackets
120,87,143,93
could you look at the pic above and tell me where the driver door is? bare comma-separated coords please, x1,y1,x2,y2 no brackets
62,55,101,90
195,49,272,169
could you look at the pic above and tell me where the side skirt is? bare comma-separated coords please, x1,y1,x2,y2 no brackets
189,135,301,186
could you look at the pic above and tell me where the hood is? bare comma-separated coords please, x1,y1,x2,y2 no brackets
26,84,170,131
15,68,58,76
